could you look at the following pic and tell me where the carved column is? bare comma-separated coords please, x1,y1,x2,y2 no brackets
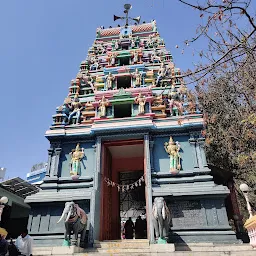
144,134,154,243
53,148,62,177
149,139,154,173
188,136,199,169
45,148,54,177
89,137,102,244
198,138,208,167
195,142,203,168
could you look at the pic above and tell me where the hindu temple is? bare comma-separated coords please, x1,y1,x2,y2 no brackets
25,4,237,247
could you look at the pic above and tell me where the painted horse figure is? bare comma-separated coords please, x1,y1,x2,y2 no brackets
57,201,88,247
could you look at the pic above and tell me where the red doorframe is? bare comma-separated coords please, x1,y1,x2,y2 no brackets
99,139,145,241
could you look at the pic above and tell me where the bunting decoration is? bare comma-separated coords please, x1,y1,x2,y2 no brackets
103,175,145,192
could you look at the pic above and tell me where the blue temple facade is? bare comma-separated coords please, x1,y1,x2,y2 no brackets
25,13,237,246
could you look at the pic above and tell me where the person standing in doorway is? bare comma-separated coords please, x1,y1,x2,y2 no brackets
124,217,134,239
0,235,8,256
135,216,144,239
15,228,33,256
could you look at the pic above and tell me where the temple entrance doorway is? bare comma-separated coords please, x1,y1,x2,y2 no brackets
100,140,147,241
119,171,147,240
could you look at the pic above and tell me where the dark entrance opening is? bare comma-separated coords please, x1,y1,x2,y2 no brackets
120,57,130,66
117,76,131,89
114,104,131,118
120,171,147,239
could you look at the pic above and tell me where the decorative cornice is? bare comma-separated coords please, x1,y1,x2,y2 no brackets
113,88,132,98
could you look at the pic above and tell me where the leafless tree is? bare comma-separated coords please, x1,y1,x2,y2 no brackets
177,0,256,219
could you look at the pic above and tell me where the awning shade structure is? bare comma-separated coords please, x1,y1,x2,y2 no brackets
0,177,40,199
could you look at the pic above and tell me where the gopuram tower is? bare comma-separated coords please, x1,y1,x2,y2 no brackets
25,4,237,247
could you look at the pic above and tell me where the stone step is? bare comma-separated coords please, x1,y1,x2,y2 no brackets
33,243,255,256
74,252,256,256
33,246,84,255
175,243,253,252
94,239,150,249
88,244,174,253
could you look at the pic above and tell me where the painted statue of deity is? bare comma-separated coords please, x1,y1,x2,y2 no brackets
114,40,119,50
98,43,105,54
156,62,167,85
164,137,181,174
131,39,135,48
134,93,146,114
68,94,83,124
90,57,100,71
105,72,115,90
108,53,116,66
133,51,139,64
82,71,94,90
168,84,183,116
69,143,85,177
167,62,175,76
147,34,154,48
132,69,142,87
151,48,161,63
99,96,109,117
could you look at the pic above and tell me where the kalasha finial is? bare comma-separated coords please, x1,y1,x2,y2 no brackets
113,4,141,26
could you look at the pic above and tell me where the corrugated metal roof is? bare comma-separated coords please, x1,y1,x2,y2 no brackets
0,177,40,199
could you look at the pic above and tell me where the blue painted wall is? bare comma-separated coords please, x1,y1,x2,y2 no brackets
28,200,90,235
153,135,192,173
59,142,95,177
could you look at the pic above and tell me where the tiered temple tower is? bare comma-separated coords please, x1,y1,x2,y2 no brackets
25,6,237,246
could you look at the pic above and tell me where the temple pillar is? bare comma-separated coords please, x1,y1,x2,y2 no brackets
188,136,199,169
53,148,62,177
89,137,102,243
149,138,154,173
45,148,54,177
195,142,203,168
144,134,154,243
198,138,208,167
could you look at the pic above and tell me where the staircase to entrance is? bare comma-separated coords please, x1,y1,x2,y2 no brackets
32,240,256,255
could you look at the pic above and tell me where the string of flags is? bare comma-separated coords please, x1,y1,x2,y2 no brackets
104,175,145,192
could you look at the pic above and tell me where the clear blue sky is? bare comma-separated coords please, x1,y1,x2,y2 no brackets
0,0,244,179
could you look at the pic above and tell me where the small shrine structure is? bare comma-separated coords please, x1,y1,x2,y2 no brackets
25,5,237,246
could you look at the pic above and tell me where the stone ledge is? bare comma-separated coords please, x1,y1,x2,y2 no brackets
33,243,254,256
33,246,84,255
150,244,175,252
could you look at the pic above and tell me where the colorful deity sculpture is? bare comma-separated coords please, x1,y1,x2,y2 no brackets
68,94,83,124
164,137,181,174
134,93,146,114
156,62,167,85
69,143,85,178
99,96,109,117
133,51,139,64
81,71,94,90
105,72,115,90
147,34,154,48
108,53,116,66
168,84,183,116
90,56,100,71
114,40,119,50
132,69,142,87
131,39,135,48
151,49,161,63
